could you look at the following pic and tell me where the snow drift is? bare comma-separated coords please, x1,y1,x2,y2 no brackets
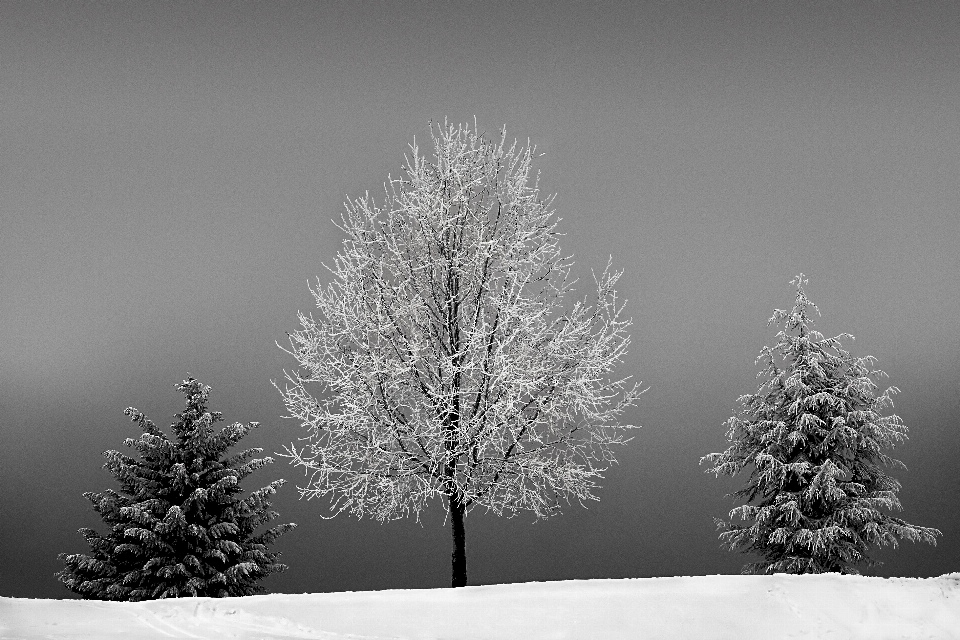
3,574,958,639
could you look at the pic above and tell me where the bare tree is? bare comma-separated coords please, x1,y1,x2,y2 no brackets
275,120,646,587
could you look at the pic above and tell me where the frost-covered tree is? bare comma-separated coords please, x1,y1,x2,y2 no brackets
701,274,941,574
275,120,645,587
57,378,296,600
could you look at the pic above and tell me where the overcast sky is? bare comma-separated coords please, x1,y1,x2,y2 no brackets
2,1,958,598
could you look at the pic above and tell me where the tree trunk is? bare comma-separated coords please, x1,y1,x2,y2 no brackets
449,492,467,587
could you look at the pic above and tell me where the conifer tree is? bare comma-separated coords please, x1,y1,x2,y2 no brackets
701,274,941,574
57,377,296,600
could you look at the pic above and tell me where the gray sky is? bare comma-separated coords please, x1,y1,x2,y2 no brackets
2,1,958,597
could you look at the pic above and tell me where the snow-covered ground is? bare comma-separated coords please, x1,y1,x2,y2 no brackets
2,574,958,639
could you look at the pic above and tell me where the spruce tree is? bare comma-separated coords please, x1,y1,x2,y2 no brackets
701,274,941,574
57,377,296,600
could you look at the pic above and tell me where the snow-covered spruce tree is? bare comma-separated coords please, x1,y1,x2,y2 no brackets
57,378,296,600
701,274,941,574
276,120,646,587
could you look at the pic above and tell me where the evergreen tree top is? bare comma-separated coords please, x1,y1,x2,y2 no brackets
771,273,820,337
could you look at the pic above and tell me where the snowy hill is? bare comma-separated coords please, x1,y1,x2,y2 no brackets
2,574,959,639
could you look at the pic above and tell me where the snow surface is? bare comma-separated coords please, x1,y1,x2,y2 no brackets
2,574,959,639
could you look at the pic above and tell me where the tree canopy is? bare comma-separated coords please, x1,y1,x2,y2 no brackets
276,120,645,585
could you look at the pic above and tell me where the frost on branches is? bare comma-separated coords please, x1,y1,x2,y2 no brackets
56,378,296,600
275,120,646,586
701,274,941,574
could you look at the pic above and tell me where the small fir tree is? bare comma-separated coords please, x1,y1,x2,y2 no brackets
701,274,941,574
57,377,296,600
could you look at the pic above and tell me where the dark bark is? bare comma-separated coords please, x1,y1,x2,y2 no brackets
449,492,467,587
